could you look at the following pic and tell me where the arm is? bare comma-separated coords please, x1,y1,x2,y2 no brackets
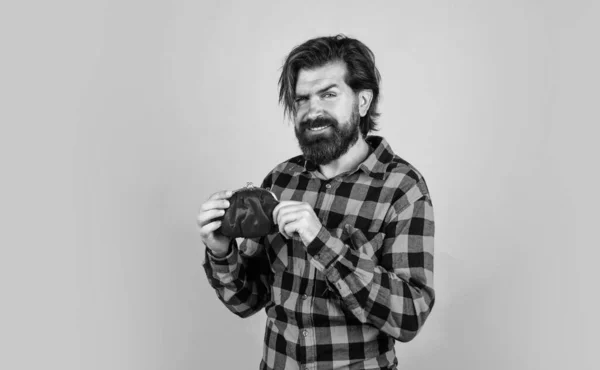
202,175,275,318
203,236,272,318
306,192,435,342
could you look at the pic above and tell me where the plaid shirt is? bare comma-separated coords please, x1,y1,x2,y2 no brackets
203,136,435,370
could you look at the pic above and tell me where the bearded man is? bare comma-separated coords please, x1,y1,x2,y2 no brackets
198,35,435,370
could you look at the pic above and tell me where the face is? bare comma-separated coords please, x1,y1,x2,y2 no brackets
293,62,361,166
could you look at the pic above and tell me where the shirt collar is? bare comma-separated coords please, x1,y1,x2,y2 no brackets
300,135,395,180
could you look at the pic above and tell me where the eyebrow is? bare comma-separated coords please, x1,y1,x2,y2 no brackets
295,83,339,99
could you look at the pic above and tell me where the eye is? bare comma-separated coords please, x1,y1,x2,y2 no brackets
322,92,336,98
294,97,307,104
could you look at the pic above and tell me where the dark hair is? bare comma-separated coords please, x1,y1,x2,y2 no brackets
278,34,382,137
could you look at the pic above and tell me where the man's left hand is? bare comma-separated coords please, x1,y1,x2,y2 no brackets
273,201,322,246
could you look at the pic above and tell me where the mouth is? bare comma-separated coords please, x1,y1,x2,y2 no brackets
307,125,331,132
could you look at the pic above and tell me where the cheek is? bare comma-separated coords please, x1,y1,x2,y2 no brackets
328,100,353,121
294,105,310,122
293,114,304,127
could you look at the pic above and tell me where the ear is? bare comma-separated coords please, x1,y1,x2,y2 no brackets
357,89,373,117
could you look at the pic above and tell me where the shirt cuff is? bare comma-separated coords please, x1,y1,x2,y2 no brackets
204,240,238,271
306,226,348,272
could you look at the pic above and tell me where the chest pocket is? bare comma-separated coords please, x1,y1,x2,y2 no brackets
341,225,385,264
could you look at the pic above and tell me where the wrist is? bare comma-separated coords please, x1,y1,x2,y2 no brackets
207,240,233,259
301,224,322,247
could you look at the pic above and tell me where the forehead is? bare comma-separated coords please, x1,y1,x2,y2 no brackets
295,61,349,94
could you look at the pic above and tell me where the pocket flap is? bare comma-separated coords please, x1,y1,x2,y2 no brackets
342,225,385,259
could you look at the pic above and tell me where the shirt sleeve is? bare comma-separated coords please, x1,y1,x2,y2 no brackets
202,236,272,318
202,175,275,319
305,183,435,342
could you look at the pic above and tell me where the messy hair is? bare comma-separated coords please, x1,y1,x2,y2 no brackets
278,34,382,137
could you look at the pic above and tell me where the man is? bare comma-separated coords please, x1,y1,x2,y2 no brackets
198,35,435,370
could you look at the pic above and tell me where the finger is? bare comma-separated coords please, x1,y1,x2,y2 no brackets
196,208,226,228
277,215,289,238
200,198,231,212
283,220,300,239
278,211,302,229
273,201,303,224
275,205,308,227
199,220,223,239
208,190,234,201
277,210,288,238
278,212,299,239
273,202,285,224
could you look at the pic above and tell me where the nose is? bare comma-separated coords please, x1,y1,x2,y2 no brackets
306,98,324,121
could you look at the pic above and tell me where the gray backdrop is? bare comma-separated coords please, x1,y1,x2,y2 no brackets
1,0,598,369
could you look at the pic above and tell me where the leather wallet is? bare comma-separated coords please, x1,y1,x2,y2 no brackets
220,182,279,238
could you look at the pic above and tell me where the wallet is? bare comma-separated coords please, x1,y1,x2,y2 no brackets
220,182,279,238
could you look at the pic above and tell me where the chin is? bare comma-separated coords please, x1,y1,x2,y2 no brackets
300,133,333,145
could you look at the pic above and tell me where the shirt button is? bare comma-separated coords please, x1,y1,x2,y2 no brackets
302,294,308,300
325,183,332,189
303,329,309,337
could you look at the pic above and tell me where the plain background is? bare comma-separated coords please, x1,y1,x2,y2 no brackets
1,0,599,369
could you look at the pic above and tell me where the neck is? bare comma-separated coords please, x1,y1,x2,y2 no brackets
318,136,370,179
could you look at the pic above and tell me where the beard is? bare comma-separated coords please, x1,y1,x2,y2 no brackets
294,105,361,166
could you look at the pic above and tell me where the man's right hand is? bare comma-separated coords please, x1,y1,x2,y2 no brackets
197,190,233,257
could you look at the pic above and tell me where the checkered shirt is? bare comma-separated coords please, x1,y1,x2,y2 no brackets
203,136,435,370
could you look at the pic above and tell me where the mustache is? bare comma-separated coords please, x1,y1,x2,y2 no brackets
299,116,338,131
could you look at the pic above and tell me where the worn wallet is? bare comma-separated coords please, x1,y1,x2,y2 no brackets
219,182,279,238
